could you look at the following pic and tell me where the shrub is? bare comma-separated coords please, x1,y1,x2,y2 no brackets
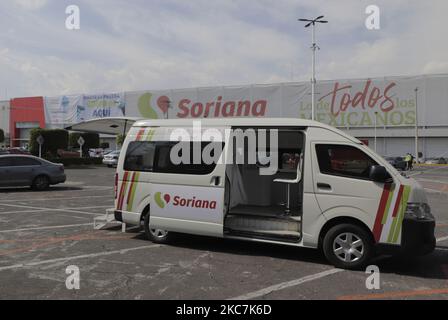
100,142,110,149
0,129,4,144
29,129,69,157
69,132,100,149
69,132,100,156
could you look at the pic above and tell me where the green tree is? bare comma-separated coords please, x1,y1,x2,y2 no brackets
29,129,69,157
69,132,100,156
116,134,126,147
0,129,4,144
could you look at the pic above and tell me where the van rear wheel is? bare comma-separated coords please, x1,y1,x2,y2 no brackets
144,212,171,244
323,224,373,270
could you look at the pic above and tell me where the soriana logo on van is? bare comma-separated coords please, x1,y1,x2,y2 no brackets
152,185,223,224
154,192,217,210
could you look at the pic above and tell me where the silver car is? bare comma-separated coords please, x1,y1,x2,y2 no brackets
103,150,120,168
0,155,66,191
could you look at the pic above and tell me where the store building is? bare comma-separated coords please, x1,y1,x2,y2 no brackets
9,97,45,148
0,100,10,148
5,73,448,158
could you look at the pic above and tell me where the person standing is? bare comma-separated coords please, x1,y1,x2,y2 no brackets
404,153,412,171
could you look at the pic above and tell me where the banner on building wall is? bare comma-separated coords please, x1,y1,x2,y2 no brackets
44,95,82,126
124,85,288,120
295,78,420,127
81,93,125,121
43,75,448,128
44,93,125,126
124,77,431,127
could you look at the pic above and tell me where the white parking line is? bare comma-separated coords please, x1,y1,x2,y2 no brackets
71,206,112,210
0,203,106,216
0,206,111,216
424,188,445,194
0,209,46,215
0,223,93,234
228,268,344,300
436,235,448,243
229,235,446,300
0,245,161,272
0,195,112,203
82,186,114,190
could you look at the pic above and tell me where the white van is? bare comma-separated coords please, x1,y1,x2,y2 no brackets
113,118,435,269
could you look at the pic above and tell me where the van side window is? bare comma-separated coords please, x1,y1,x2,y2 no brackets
155,141,224,175
124,142,156,172
124,141,224,175
315,144,377,180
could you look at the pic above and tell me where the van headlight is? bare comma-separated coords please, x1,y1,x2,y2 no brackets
405,203,434,220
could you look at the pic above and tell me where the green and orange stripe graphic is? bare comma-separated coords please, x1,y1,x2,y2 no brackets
373,184,411,244
116,128,156,211
136,128,155,142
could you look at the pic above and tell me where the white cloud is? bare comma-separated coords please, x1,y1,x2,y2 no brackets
0,0,447,98
12,0,48,10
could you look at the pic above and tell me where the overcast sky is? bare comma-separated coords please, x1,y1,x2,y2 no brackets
0,0,447,99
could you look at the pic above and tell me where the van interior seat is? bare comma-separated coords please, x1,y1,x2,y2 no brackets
226,164,302,212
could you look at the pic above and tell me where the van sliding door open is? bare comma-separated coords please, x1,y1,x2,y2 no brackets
224,127,304,243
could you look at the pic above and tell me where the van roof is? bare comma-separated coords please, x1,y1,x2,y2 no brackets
133,118,362,144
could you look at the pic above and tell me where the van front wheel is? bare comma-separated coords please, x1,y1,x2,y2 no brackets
323,224,373,270
144,213,171,244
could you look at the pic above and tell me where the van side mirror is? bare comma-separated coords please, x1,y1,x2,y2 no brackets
369,165,392,183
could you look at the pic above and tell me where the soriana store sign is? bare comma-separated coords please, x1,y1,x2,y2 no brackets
125,77,421,127
124,85,280,120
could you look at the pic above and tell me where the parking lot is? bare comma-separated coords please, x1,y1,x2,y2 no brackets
0,165,447,300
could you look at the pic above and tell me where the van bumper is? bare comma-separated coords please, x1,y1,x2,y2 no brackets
376,216,436,256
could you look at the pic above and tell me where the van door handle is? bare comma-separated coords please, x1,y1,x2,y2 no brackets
317,183,332,190
211,176,221,186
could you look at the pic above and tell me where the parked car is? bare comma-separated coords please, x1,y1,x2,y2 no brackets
384,156,407,171
103,150,120,168
57,149,80,158
0,155,66,190
102,149,113,156
425,157,447,165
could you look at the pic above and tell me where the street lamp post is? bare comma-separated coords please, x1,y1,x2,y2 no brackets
164,98,172,120
374,112,378,153
414,87,419,164
299,16,328,121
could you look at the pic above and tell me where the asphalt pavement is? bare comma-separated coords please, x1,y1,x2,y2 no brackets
0,166,447,300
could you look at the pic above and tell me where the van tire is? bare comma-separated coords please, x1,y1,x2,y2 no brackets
144,212,171,244
323,223,373,270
